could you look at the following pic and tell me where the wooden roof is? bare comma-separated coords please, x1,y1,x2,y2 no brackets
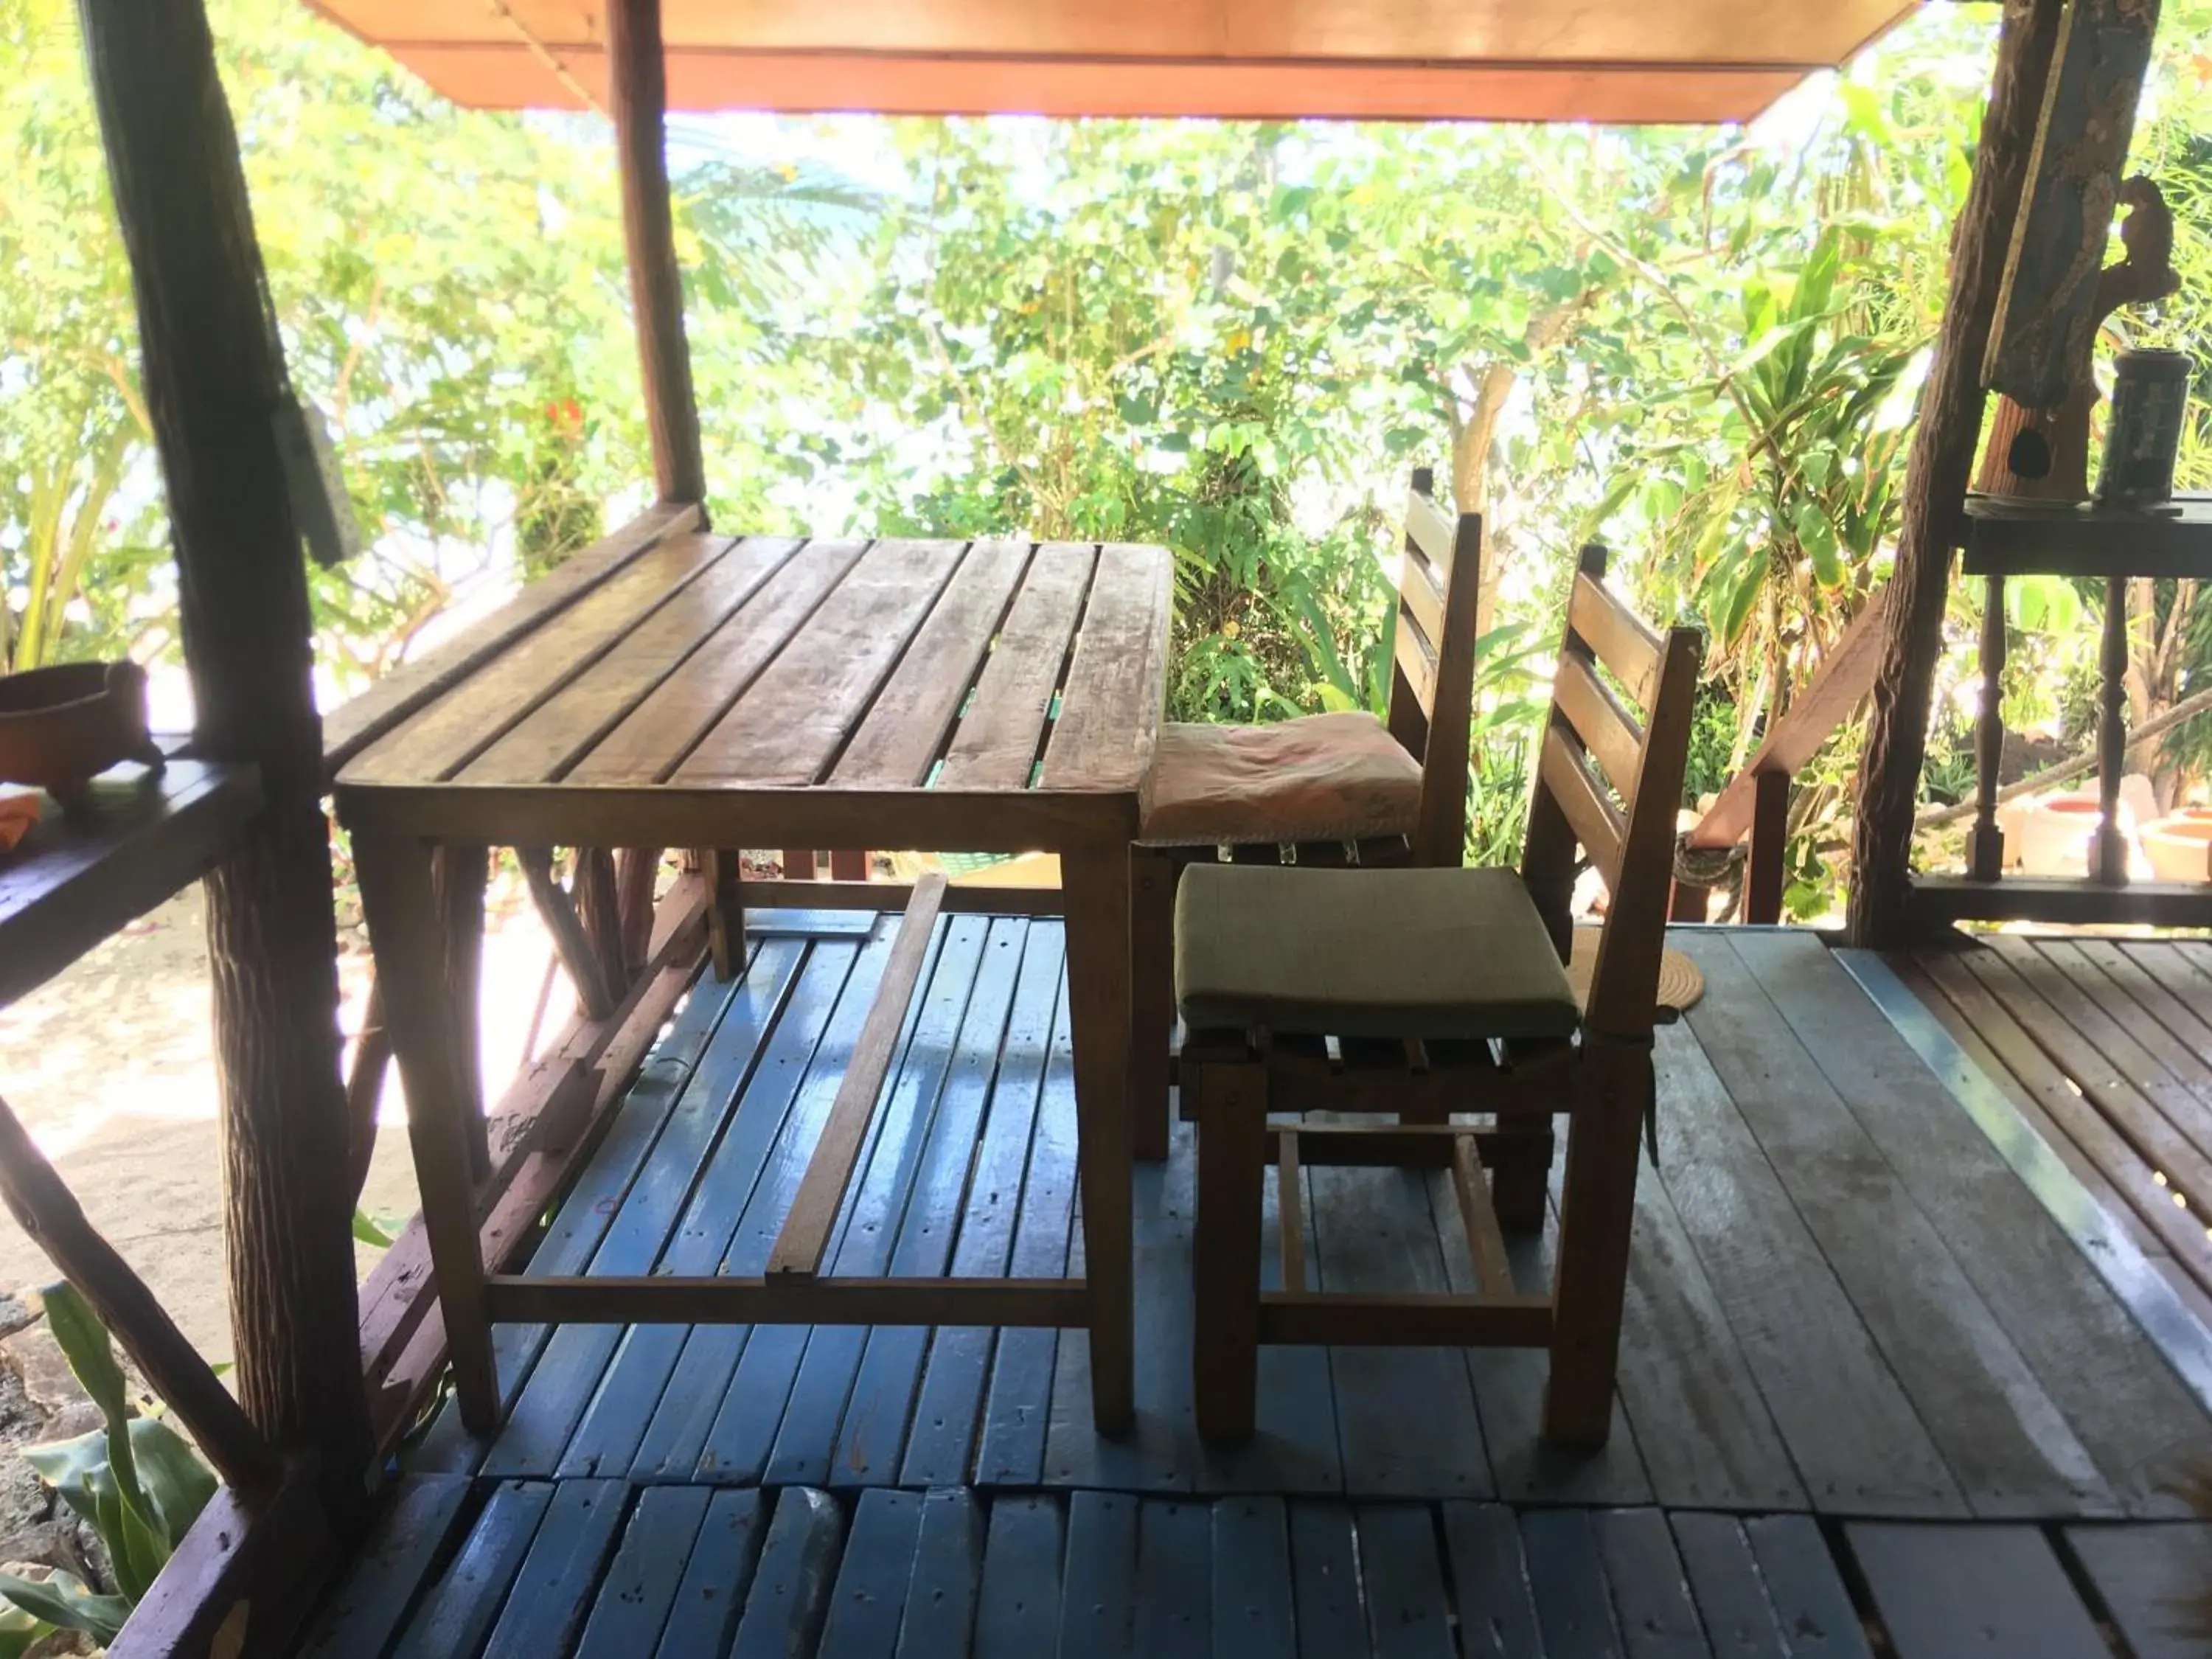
303,1,1921,122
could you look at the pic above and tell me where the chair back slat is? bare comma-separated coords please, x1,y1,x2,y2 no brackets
1567,571,1663,711
1551,653,1644,802
1384,469,1483,868
1539,726,1625,886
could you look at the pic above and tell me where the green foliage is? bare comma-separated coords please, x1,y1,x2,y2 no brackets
0,1284,218,1645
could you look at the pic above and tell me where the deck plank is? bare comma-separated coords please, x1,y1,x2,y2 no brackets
974,1495,1065,1659
1288,1501,1374,1659
1056,1491,1139,1659
1646,1018,1963,1515
817,1489,928,1659
478,1478,627,1659
1355,1504,1455,1659
1735,930,2205,1518
894,1489,985,1659
1666,1514,1787,1659
2042,939,2212,1107
1442,1502,1544,1659
1847,1523,2108,1659
1520,1507,1627,1659
1740,1515,1871,1659
2063,1521,2212,1659
892,925,1065,1486
2096,942,2212,1068
1211,1497,1298,1659
730,1488,846,1659
766,918,993,1485
1134,1499,1213,1659
571,1484,713,1659
1594,1508,1708,1659
298,1474,472,1659
1676,933,2106,1519
390,1480,551,1659
650,1488,767,1659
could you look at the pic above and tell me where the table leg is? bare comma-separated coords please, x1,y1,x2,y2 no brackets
704,848,745,981
1061,836,1135,1436
351,829,501,1434
1971,573,2007,881
434,845,489,1180
2097,576,2131,886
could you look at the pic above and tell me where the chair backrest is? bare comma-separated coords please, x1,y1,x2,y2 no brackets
1385,467,1483,868
1519,543,1703,1040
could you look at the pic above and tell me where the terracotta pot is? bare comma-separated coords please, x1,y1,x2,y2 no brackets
2140,815,2212,883
0,662,164,807
2013,794,2101,877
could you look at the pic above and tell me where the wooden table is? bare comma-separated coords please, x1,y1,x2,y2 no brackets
332,523,1172,1438
1921,493,2212,928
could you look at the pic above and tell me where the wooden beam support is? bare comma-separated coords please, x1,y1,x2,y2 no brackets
1742,767,1790,926
608,0,706,506
1847,0,2067,947
75,0,373,1514
0,1093,282,1497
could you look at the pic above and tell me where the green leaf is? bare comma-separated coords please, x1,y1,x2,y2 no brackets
0,1571,128,1644
1795,501,1842,587
0,1604,47,1659
352,1208,395,1249
128,1418,217,1545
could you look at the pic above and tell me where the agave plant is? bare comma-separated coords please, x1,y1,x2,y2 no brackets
0,1284,217,1652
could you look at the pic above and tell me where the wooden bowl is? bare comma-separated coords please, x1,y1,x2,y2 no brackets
0,662,164,807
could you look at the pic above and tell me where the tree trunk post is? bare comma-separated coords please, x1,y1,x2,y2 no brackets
1846,0,2066,947
609,0,706,507
74,0,374,1517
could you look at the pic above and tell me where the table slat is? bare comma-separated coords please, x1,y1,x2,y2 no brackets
568,540,869,787
459,538,796,785
832,540,1033,787
674,538,965,787
1043,541,1174,796
936,543,1098,792
346,535,727,785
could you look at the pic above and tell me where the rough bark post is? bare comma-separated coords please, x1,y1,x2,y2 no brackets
609,0,706,506
74,0,373,1515
1846,0,2066,946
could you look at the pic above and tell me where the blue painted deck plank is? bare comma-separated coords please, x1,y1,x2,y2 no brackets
299,1474,472,1659
973,1494,1065,1659
974,992,1079,1484
652,1488,768,1659
391,1480,552,1659
479,1478,628,1659
608,934,869,1479
571,1484,714,1659
487,941,805,1479
1210,1495,1297,1659
1742,1516,1874,1659
1595,1508,1710,1659
403,961,751,1475
893,925,1065,1486
695,923,930,1481
730,1487,848,1659
1521,1507,1627,1659
1289,1500,1372,1659
1442,1501,1545,1659
1055,1490,1139,1659
893,1488,984,1659
1356,1503,1456,1659
817,1489,928,1659
818,918,1034,1488
1666,1513,1788,1659
1133,1498,1213,1659
765,918,998,1486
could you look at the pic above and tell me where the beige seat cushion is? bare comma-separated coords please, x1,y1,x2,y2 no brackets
1175,864,1582,1041
1140,713,1422,846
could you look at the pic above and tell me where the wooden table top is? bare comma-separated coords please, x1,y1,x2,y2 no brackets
1961,493,2212,579
328,510,1173,846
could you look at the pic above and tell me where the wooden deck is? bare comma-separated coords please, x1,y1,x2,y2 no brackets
304,917,2212,1656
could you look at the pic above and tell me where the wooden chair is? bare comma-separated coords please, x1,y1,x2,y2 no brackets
1130,466,1482,1159
1176,546,1701,1447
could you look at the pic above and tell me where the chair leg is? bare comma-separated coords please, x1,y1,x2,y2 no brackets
1542,1043,1649,1446
1130,845,1175,1162
1192,1052,1267,1441
1487,1121,1554,1234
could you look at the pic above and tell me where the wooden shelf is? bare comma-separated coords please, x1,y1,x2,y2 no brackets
1907,873,2212,931
0,746,261,1009
1960,493,2212,579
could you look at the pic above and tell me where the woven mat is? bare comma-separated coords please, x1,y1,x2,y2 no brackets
1566,927,1705,1014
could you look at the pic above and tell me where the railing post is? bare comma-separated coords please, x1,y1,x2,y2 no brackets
1742,768,1790,926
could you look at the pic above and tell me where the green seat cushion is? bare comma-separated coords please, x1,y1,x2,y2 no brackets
1175,864,1582,1041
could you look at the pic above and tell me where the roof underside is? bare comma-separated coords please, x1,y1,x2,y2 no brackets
304,1,1924,123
